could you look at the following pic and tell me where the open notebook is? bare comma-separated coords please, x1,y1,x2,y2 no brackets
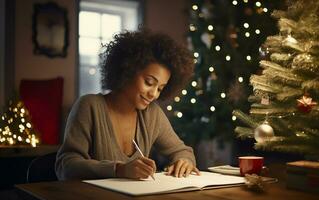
83,171,246,196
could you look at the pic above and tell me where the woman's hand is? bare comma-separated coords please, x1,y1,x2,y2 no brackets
165,158,200,178
116,157,156,179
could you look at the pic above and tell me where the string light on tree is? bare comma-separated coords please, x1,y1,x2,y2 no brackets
182,90,187,95
210,106,216,112
255,1,261,7
209,66,215,72
190,98,196,104
243,0,248,3
194,52,199,58
232,116,237,121
208,25,214,31
189,24,196,32
238,77,244,82
226,55,231,61
176,112,183,118
246,55,251,61
174,96,181,102
0,98,40,147
191,81,197,87
263,8,268,12
232,0,238,5
215,45,221,51
220,92,226,98
243,23,249,28
255,29,260,34
167,105,172,111
245,32,250,37
192,5,198,10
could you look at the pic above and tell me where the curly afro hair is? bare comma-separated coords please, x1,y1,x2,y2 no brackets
100,28,194,100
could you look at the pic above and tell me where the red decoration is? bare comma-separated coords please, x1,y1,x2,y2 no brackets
20,77,64,144
297,95,317,113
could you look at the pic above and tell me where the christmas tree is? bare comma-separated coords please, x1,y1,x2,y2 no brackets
0,98,40,147
233,0,319,155
168,0,281,146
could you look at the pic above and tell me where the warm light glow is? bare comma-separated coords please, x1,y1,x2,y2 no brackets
182,90,187,95
191,81,197,87
21,118,25,123
243,23,249,28
209,67,214,72
194,52,199,58
19,124,25,130
238,77,244,82
26,122,32,128
232,0,238,5
192,5,198,10
174,97,181,102
167,105,172,111
255,29,260,34
89,68,96,75
190,98,196,104
245,32,250,37
256,1,261,7
246,55,251,61
215,45,221,51
194,59,197,64
243,0,248,3
210,106,216,112
20,108,25,113
263,8,268,12
232,116,237,121
221,93,226,98
190,24,196,31
177,112,183,118
208,25,214,31
226,55,231,61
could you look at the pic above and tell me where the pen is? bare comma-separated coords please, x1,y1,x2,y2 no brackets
132,139,156,180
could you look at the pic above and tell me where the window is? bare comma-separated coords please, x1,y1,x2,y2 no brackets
79,0,141,96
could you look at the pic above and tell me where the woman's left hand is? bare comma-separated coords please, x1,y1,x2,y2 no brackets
165,159,200,178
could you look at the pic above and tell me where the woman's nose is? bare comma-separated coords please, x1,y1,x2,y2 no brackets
148,87,158,100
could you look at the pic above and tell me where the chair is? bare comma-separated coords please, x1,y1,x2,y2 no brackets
26,152,58,183
20,77,64,144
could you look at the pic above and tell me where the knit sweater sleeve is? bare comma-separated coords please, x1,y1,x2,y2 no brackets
55,95,117,180
150,103,196,166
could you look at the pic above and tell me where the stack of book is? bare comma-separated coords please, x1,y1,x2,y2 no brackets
286,160,319,193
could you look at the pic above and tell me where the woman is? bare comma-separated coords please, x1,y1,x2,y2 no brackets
55,29,200,180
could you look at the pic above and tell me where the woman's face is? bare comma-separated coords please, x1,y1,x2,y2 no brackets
122,63,171,110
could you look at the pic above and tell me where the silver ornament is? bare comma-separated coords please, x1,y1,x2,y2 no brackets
254,122,274,143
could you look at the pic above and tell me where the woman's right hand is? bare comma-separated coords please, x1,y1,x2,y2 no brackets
116,157,156,179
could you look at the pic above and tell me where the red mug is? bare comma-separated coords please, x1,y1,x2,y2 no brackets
239,156,264,176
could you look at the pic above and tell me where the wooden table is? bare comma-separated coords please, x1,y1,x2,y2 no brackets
15,180,318,200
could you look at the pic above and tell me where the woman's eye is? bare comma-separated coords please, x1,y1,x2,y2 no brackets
145,80,153,86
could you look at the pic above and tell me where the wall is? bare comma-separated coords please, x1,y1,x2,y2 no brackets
13,0,189,109
0,0,5,112
144,0,190,46
14,0,77,108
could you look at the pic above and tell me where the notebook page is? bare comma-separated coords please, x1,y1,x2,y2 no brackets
83,171,245,196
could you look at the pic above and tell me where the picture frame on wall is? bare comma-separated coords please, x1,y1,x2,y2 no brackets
32,2,69,58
